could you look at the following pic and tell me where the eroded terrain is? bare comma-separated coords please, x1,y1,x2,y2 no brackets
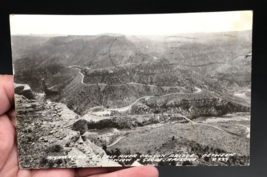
13,31,252,167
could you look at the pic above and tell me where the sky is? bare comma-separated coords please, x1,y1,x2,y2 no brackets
10,11,253,36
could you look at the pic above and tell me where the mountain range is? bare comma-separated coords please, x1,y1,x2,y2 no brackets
12,31,252,116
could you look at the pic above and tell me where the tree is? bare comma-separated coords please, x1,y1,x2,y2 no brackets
102,144,107,152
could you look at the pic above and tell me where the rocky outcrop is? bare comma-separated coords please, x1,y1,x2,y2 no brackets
16,94,120,168
15,94,43,116
14,83,35,99
72,119,89,135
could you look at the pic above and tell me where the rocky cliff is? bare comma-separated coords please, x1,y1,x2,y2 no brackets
14,83,35,99
14,84,120,168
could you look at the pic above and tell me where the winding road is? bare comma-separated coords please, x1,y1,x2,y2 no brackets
68,65,203,115
68,66,186,89
89,86,202,116
108,96,152,112
107,136,125,147
67,66,222,134
105,86,202,114
104,113,248,148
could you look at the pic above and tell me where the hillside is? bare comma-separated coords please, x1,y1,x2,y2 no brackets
11,35,52,61
12,31,252,167
13,31,252,115
14,84,120,168
14,35,154,72
13,34,155,91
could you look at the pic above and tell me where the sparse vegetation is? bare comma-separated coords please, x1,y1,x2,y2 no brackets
13,30,251,167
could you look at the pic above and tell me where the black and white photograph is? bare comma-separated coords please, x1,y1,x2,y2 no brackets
10,11,252,169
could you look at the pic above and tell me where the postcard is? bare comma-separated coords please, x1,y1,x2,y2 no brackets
10,11,252,168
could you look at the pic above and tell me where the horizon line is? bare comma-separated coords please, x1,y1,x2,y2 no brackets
11,29,252,37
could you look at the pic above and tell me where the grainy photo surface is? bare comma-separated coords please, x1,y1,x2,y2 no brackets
10,11,252,169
